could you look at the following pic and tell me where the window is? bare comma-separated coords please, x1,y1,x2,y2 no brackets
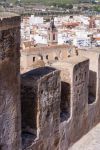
33,57,35,62
46,55,48,60
53,34,55,40
55,57,58,60
41,56,43,60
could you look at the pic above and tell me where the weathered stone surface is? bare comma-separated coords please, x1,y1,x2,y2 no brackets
21,67,61,150
21,56,89,150
78,50,100,129
1,13,100,150
0,13,21,150
51,57,89,149
22,54,100,150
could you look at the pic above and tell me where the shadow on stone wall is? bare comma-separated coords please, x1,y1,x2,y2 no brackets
60,82,70,122
88,70,97,104
21,85,37,149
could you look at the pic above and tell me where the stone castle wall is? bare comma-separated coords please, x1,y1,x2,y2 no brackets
23,51,100,150
21,45,76,73
21,49,100,150
21,67,61,150
0,13,21,150
1,13,100,150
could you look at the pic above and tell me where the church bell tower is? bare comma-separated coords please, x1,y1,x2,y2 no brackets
47,16,58,45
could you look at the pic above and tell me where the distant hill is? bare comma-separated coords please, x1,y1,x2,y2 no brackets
8,0,100,5
9,0,80,5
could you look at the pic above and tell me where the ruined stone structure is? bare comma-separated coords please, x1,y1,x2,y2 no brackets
1,13,100,150
22,50,100,150
21,67,61,150
21,45,76,73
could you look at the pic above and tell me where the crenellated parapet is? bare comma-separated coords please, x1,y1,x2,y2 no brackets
22,52,100,150
1,12,100,150
21,67,61,150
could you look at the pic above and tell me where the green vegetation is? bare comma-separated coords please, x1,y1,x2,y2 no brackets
93,6,100,12
7,0,100,11
9,0,80,5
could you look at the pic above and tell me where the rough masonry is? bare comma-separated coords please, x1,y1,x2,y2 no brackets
0,12,21,150
1,12,100,150
21,67,61,150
